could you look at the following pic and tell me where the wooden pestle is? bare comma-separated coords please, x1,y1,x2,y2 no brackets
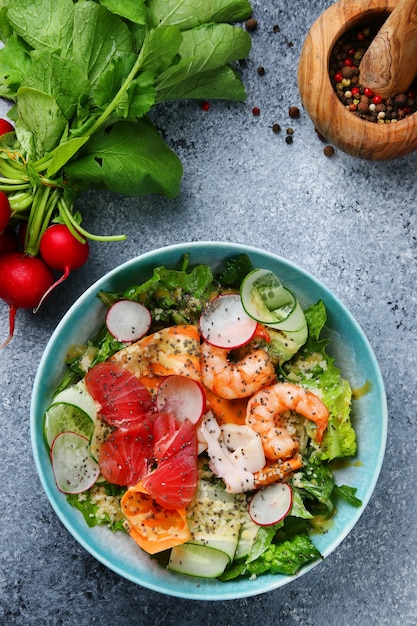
359,0,417,98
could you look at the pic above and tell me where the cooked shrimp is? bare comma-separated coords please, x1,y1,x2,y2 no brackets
201,341,276,400
246,382,329,460
253,455,303,488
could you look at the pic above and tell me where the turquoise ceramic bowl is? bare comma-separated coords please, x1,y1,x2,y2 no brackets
30,242,387,600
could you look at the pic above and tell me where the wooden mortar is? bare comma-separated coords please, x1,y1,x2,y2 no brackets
298,0,417,160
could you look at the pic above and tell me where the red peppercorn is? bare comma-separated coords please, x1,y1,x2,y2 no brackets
403,106,413,114
357,31,366,42
372,94,382,105
252,106,260,116
407,90,415,99
343,58,353,66
363,87,374,97
351,87,360,96
334,72,343,83
348,47,356,57
201,101,210,111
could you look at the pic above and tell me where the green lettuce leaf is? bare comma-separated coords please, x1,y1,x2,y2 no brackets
66,483,127,532
246,534,322,577
120,262,214,325
284,300,357,461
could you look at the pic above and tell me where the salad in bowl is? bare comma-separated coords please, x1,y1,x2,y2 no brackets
31,242,387,600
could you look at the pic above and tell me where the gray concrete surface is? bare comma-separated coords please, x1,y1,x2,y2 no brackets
1,1,416,624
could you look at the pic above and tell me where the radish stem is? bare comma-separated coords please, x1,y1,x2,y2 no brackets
58,196,126,243
0,304,16,350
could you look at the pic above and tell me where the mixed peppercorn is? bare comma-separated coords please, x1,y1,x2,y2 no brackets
330,25,417,123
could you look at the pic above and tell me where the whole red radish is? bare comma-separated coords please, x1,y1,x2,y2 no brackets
0,229,18,257
0,252,54,348
0,192,11,233
0,118,14,135
36,224,90,311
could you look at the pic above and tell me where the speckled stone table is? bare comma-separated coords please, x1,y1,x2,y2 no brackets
1,1,416,624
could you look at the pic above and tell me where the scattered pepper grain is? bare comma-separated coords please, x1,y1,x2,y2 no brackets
245,18,258,32
272,123,281,133
257,66,265,76
288,106,300,119
314,128,327,142
330,23,417,122
324,145,335,157
285,135,293,144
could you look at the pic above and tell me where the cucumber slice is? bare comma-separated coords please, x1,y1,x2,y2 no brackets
49,380,97,420
44,403,94,448
188,536,237,562
266,328,305,365
268,301,306,333
240,269,296,324
186,479,242,560
168,543,230,578
44,380,98,448
51,431,100,494
235,518,259,560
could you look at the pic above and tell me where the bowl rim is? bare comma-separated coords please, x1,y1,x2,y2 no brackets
30,241,388,600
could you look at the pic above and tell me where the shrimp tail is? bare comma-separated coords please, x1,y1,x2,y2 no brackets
253,455,303,488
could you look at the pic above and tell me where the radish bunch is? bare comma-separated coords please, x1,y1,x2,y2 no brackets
0,211,89,348
0,116,123,348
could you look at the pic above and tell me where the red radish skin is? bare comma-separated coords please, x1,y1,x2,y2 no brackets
0,192,11,233
0,252,54,348
36,224,90,312
0,118,14,135
0,229,18,257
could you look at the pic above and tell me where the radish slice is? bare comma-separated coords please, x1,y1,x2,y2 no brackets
106,300,151,342
249,483,293,526
156,375,206,425
51,431,100,494
199,293,257,349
